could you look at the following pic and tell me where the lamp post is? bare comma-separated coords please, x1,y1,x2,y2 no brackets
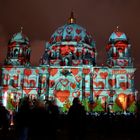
108,90,116,113
3,91,8,107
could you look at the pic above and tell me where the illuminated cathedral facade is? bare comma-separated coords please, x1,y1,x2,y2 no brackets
0,14,137,112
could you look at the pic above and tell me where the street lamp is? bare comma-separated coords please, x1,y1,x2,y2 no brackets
3,91,8,107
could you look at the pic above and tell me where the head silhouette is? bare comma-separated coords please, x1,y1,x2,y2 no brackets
73,97,80,106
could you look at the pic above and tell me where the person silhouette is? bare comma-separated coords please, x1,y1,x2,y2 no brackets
68,97,86,140
47,99,59,140
0,103,10,139
15,97,31,140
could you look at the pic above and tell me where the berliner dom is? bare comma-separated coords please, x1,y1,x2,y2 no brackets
0,14,137,113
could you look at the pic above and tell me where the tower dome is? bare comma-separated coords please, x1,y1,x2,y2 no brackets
41,13,96,66
9,30,29,45
109,26,127,43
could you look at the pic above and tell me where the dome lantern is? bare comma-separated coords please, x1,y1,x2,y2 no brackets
68,12,76,24
20,26,23,33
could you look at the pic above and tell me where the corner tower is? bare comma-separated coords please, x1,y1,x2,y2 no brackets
106,27,132,68
0,30,34,110
5,28,31,66
104,27,137,113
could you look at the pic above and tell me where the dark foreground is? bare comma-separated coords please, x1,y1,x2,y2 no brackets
0,113,140,140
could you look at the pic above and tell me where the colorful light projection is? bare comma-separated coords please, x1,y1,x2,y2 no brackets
0,14,137,113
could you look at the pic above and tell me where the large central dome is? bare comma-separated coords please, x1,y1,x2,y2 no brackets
48,12,95,48
49,22,95,47
41,13,97,66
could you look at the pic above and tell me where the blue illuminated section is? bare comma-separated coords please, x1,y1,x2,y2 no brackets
10,32,29,45
109,32,127,42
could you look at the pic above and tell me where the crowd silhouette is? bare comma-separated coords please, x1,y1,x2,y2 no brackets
0,96,140,140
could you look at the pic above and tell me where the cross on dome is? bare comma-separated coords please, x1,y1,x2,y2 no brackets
116,25,119,32
20,26,23,33
68,11,76,24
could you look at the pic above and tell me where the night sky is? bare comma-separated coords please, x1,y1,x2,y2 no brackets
0,0,140,97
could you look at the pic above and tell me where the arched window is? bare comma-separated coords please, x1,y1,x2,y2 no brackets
14,48,19,57
64,57,69,66
9,79,14,86
29,80,36,88
117,47,125,57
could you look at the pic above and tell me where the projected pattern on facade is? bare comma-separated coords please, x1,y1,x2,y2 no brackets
0,14,137,112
